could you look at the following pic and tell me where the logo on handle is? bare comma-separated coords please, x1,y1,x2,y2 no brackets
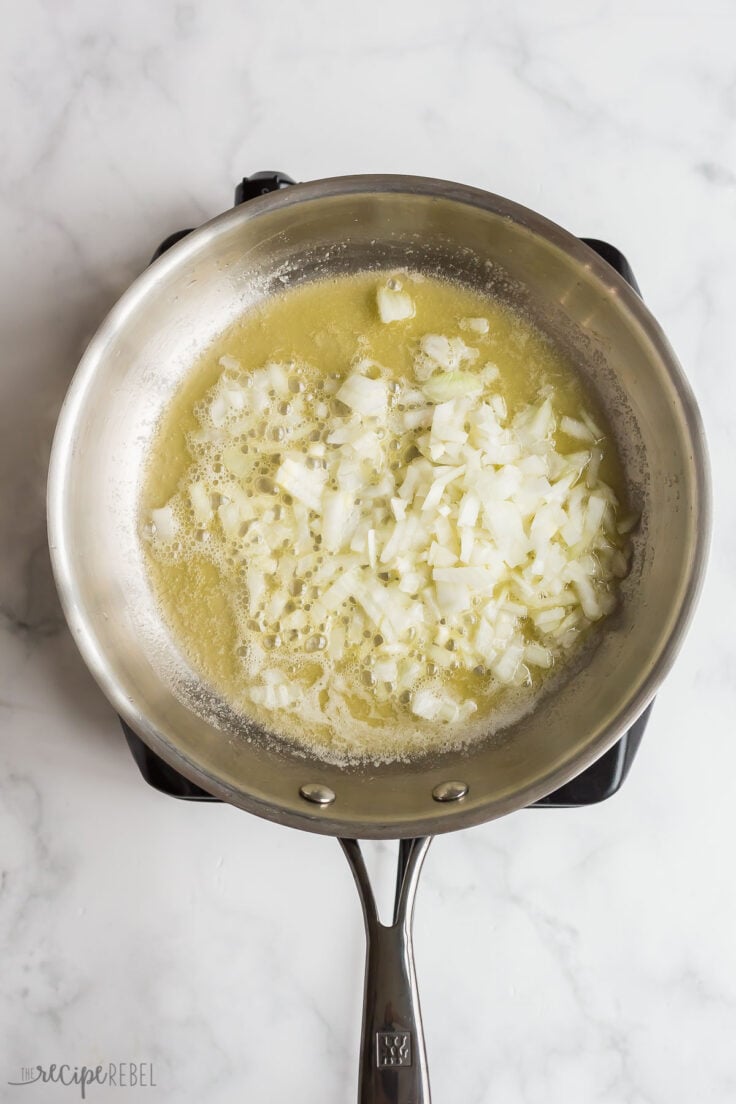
376,1032,412,1068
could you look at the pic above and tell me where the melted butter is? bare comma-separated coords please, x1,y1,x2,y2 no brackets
141,271,628,763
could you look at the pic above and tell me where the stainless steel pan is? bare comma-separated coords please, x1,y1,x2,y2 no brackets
48,176,709,1103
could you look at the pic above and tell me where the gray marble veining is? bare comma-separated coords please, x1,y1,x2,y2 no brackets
1,1,735,1101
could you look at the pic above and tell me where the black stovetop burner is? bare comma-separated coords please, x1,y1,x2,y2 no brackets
121,171,653,809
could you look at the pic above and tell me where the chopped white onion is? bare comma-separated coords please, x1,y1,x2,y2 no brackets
560,415,595,443
149,313,631,735
336,374,388,418
150,505,177,542
275,456,327,511
377,282,415,323
423,372,483,403
189,480,213,525
460,317,490,335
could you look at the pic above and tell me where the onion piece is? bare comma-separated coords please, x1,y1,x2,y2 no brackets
423,372,483,403
560,415,595,443
377,282,415,323
150,505,177,542
336,374,388,417
189,481,213,525
322,489,356,553
460,317,490,335
275,456,327,512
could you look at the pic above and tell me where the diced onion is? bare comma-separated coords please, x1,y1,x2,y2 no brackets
150,505,177,542
560,415,595,443
275,456,327,511
460,317,490,335
189,481,213,525
148,309,631,738
336,374,388,417
423,372,483,403
377,282,415,323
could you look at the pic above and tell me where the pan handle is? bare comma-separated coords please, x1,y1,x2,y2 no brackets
340,837,433,1104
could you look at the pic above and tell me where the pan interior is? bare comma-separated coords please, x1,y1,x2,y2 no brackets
49,178,707,837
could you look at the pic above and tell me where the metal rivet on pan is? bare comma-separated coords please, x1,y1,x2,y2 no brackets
432,780,469,803
299,783,336,806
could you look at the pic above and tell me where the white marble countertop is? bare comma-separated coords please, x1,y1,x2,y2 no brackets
2,2,735,1101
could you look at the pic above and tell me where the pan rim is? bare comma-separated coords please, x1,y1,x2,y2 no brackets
47,173,711,837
